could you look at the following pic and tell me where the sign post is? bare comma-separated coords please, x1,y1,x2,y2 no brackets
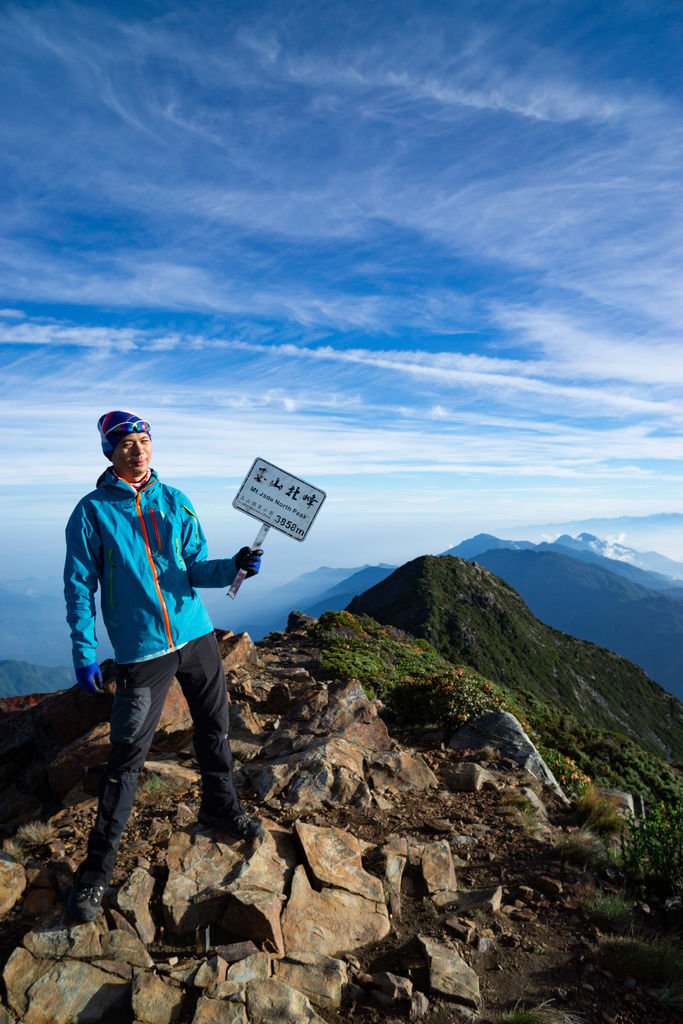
228,457,326,599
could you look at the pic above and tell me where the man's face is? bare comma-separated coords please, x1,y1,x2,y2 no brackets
110,432,152,483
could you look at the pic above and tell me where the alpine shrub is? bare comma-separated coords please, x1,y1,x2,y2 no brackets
619,796,683,897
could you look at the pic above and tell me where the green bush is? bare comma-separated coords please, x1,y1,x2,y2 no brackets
619,796,683,897
537,744,591,795
314,610,516,727
521,691,683,806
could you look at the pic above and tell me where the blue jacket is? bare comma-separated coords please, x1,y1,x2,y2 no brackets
64,469,239,668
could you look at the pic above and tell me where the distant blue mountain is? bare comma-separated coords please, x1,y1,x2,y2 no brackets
495,514,683,573
0,577,73,666
0,576,112,668
302,564,396,619
201,563,397,640
0,565,397,676
444,533,683,593
444,534,536,559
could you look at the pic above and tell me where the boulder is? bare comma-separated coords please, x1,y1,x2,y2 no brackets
594,787,635,818
100,928,154,968
295,821,385,901
34,674,197,799
273,951,349,1008
214,940,261,964
311,680,392,751
116,865,156,943
162,830,245,934
245,976,327,1024
286,611,317,633
367,750,438,794
380,836,407,898
22,915,103,960
131,970,185,1023
418,935,481,1009
230,828,294,894
0,852,26,915
281,865,390,955
243,677,395,811
193,996,248,1024
520,785,549,819
22,959,130,1024
449,712,562,794
48,722,111,798
420,840,457,906
3,946,46,1018
143,760,200,788
220,632,260,670
456,886,503,915
194,954,228,987
372,969,413,1002
226,952,271,983
221,888,285,954
449,762,498,793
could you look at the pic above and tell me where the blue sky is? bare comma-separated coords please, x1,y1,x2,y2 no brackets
1,0,683,583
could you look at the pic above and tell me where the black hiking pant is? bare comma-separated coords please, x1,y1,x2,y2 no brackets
80,631,239,885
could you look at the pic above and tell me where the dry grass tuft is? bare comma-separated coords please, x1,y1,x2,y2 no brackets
501,787,535,813
573,786,625,837
1,838,24,862
2,819,57,863
599,934,683,993
137,772,187,805
555,828,609,871
587,889,634,932
16,820,57,847
472,744,499,762
499,998,586,1023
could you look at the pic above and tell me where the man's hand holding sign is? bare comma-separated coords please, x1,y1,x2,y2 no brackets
228,457,327,599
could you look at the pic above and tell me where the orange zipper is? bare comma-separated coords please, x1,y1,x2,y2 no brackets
149,509,162,552
134,487,174,650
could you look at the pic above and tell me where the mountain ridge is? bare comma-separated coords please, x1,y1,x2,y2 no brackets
346,554,683,761
443,536,683,700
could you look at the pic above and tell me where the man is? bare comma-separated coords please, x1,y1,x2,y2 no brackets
64,410,263,923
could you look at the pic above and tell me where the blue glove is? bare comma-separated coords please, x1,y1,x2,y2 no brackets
235,547,263,578
75,663,104,695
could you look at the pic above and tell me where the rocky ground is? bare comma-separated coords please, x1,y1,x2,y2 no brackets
0,614,680,1024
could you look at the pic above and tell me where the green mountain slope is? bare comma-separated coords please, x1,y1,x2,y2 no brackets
347,554,683,761
469,547,683,700
0,660,72,698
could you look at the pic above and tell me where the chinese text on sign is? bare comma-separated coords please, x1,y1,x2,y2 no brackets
232,458,326,542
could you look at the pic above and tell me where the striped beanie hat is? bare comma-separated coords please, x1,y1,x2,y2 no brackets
98,411,151,457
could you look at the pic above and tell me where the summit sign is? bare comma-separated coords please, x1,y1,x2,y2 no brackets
232,457,326,542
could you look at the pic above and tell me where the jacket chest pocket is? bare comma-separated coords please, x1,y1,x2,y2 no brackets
141,508,174,555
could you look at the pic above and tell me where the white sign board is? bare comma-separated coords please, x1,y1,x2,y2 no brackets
232,457,326,542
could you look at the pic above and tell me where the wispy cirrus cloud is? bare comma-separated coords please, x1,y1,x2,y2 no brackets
1,0,682,575
2,311,681,424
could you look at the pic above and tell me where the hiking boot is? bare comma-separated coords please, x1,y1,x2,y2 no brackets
197,807,264,840
67,876,106,923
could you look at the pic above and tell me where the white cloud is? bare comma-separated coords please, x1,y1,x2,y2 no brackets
495,306,683,388
1,0,682,569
